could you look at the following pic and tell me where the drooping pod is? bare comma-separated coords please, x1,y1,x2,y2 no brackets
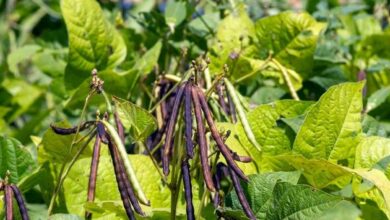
224,79,261,152
162,85,185,175
181,159,195,220
184,82,194,158
100,120,149,206
195,87,248,181
114,111,125,144
4,185,14,220
86,131,102,219
117,149,145,216
226,92,237,123
191,86,215,191
50,121,95,135
10,184,30,220
107,139,136,220
215,82,229,116
228,168,256,220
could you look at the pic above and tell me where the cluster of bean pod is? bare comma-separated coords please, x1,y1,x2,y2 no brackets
159,77,255,220
51,113,147,220
1,174,30,220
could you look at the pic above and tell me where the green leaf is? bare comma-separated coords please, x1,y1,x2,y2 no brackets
0,136,36,184
49,214,83,220
366,87,390,112
293,82,364,164
348,168,390,219
114,97,157,141
317,200,361,220
61,0,126,90
355,136,390,171
210,8,255,74
165,1,187,27
7,45,41,75
225,172,301,219
250,87,286,105
2,78,42,121
266,182,354,220
133,41,162,76
266,154,352,189
362,115,387,137
254,11,325,78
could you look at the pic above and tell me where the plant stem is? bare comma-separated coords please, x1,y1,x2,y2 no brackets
48,130,96,215
234,58,270,84
139,141,168,185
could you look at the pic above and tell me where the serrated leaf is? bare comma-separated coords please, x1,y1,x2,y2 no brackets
0,136,36,184
61,0,126,90
114,97,157,141
254,12,325,78
293,82,364,164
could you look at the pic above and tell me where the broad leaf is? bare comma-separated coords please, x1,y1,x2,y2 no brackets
114,97,157,141
266,182,356,220
266,154,352,189
0,136,36,184
254,11,325,78
225,171,301,219
165,1,187,28
355,136,390,170
293,82,364,164
210,8,255,74
61,0,126,90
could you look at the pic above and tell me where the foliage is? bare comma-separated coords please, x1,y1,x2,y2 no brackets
1,0,390,219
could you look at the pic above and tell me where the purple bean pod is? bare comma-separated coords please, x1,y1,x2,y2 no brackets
50,121,95,135
228,168,255,220
181,159,195,220
85,132,102,219
96,122,109,144
216,83,229,115
184,82,194,158
195,87,248,181
4,185,13,220
162,84,185,176
108,139,136,220
114,111,125,144
191,86,216,192
10,184,29,220
226,92,237,123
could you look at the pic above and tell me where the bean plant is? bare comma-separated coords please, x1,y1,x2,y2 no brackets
1,0,390,220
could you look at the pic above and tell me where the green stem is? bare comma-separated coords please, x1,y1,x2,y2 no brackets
48,130,96,215
139,141,168,185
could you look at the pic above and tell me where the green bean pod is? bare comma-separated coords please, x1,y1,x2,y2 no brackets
224,79,262,152
100,120,149,205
